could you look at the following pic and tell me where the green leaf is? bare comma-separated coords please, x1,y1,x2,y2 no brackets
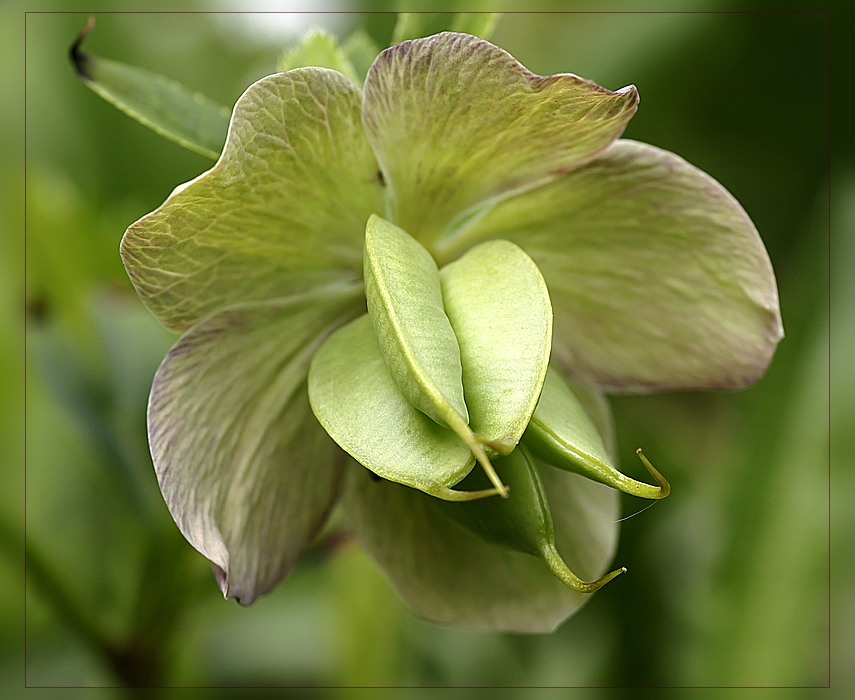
390,11,502,44
342,29,381,83
308,315,500,502
449,13,502,40
148,284,362,604
524,367,669,499
122,68,384,333
362,32,638,246
438,444,626,592
70,18,230,159
341,452,621,632
390,13,433,45
440,239,552,455
277,28,360,84
440,140,784,392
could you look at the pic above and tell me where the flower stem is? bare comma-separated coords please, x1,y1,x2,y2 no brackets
540,542,627,593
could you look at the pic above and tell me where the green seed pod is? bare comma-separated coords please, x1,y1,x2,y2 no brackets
523,367,670,499
363,215,506,496
436,443,625,593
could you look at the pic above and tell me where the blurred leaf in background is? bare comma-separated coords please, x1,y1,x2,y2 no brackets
8,2,831,689
1,0,26,693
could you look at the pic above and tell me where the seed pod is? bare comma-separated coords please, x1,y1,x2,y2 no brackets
441,239,553,458
363,215,505,495
437,443,625,593
308,314,499,502
523,367,670,499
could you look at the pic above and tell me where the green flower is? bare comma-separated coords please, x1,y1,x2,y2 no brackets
121,33,782,632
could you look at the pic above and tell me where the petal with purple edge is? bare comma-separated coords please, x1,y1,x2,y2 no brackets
123,68,384,333
362,32,638,247
438,140,783,393
148,283,361,604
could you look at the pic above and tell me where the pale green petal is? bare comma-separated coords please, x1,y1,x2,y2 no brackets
440,240,552,454
278,28,360,84
341,454,620,632
363,32,638,246
148,284,361,604
440,140,784,392
309,315,494,502
363,215,468,429
122,69,384,332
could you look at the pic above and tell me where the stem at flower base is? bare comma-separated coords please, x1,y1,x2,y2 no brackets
469,441,510,498
540,543,627,593
445,411,509,498
432,484,511,501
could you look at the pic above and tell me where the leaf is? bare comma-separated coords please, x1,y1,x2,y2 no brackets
341,452,621,632
121,68,384,333
362,32,638,246
277,28,360,84
390,11,502,44
342,29,381,83
390,13,433,45
69,18,230,159
523,367,669,499
438,444,626,592
148,284,362,604
439,139,784,392
440,239,552,455
449,13,502,40
308,314,499,502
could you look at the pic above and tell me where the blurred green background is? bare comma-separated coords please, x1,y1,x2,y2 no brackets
4,2,836,690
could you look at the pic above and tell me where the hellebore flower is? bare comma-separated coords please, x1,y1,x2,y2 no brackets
121,32,782,632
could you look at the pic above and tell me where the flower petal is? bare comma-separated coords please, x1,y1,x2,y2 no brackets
440,140,783,392
362,32,638,247
148,284,362,604
341,454,619,632
122,68,384,332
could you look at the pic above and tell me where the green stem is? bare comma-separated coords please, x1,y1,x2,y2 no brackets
540,542,627,593
444,411,509,498
431,483,508,502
